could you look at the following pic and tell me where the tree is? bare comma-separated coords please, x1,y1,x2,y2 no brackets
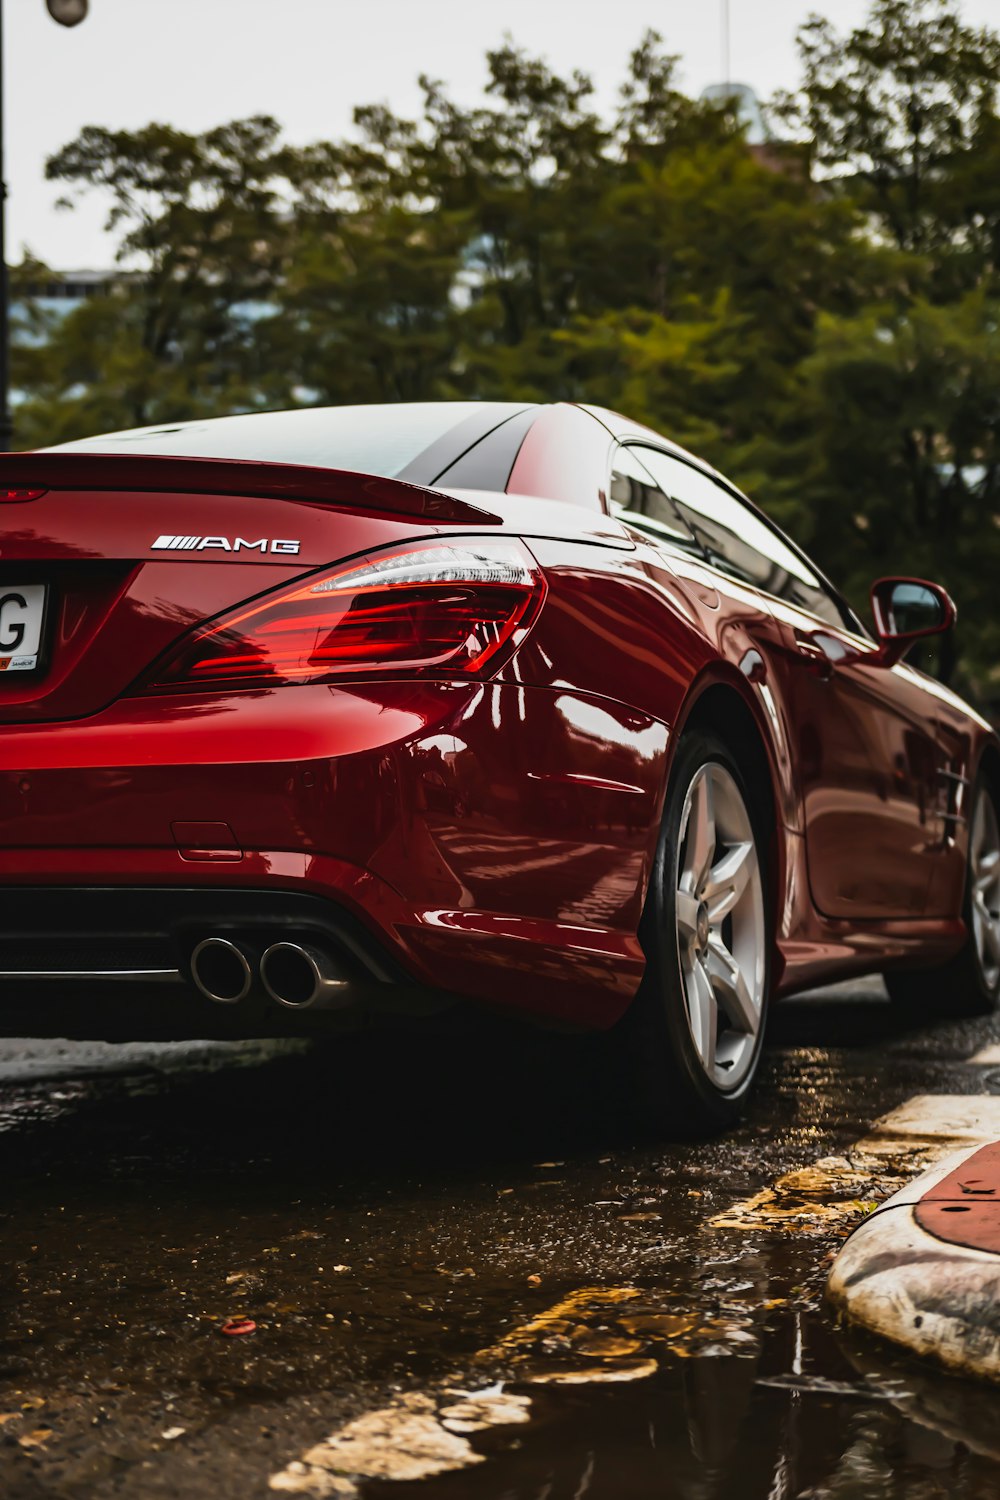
18,116,293,440
769,291,1000,689
779,0,1000,278
765,0,1000,693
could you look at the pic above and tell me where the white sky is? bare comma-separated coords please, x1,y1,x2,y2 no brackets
9,0,999,267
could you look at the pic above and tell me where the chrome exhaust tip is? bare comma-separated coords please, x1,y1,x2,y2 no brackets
260,941,350,1010
190,937,254,1005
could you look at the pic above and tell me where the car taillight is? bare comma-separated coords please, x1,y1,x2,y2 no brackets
138,538,546,692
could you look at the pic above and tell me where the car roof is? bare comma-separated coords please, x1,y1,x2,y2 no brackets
45,401,541,489
44,398,737,504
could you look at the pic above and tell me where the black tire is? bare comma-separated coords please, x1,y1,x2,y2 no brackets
884,774,1000,1019
618,729,772,1137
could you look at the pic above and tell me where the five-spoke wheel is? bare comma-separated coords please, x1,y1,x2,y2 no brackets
675,762,766,1092
623,729,771,1134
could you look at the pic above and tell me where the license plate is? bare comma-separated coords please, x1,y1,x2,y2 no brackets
0,585,46,672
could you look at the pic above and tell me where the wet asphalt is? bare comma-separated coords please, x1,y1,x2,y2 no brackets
3,983,1000,1499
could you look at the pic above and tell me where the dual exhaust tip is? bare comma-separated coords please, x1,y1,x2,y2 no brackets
190,937,349,1010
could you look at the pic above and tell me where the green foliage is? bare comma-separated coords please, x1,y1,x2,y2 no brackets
778,0,1000,264
780,290,1000,685
13,2,1000,693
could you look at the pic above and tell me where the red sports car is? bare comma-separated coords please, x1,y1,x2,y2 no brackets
0,400,995,1130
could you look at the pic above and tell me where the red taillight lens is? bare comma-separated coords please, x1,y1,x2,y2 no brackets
139,538,545,692
0,489,46,502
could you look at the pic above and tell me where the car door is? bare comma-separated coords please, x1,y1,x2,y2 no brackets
634,446,950,920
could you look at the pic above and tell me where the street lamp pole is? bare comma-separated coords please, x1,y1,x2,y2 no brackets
0,0,11,451
0,0,89,451
722,0,731,87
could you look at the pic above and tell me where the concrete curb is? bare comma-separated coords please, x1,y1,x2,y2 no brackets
828,1142,1000,1383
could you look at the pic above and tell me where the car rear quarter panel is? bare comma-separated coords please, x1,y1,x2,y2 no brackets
494,533,805,976
501,534,800,829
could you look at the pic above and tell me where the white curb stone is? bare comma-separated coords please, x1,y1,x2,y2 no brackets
828,1143,1000,1383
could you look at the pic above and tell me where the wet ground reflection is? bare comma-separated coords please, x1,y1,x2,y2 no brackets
0,984,999,1497
367,1320,1000,1500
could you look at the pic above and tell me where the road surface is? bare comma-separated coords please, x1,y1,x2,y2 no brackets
2,980,999,1497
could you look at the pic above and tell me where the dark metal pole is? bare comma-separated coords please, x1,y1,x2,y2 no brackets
0,0,11,452
722,0,731,87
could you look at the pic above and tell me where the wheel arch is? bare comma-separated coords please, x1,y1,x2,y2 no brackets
975,738,1000,801
650,671,787,963
674,679,777,846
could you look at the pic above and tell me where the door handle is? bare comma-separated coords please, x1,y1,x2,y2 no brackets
792,628,851,679
794,630,828,660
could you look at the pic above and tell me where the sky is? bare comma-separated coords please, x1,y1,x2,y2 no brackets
8,0,999,268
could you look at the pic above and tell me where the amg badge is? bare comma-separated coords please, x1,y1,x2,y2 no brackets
151,535,301,555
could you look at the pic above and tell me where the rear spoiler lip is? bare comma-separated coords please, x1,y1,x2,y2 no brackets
8,452,502,525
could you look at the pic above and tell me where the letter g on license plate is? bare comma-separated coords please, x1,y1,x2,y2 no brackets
0,584,46,671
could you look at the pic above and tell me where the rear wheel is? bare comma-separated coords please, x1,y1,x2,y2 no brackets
885,775,1000,1018
622,730,770,1135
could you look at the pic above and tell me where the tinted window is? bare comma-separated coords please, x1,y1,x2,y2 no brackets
609,446,699,552
636,447,850,629
46,402,528,482
432,407,537,491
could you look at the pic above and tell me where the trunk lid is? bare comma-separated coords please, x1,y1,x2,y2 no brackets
0,454,497,723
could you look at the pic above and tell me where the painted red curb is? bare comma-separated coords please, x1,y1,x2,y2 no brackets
915,1141,1000,1254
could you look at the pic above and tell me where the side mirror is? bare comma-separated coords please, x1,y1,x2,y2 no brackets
870,577,956,666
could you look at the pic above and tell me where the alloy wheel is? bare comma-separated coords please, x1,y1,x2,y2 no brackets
970,789,1000,990
674,762,766,1091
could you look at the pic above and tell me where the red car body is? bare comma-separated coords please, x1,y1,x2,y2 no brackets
0,399,992,1042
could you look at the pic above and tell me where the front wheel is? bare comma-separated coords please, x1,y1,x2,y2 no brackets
885,775,1000,1018
622,730,771,1136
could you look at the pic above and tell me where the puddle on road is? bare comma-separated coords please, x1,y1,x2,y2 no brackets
344,1316,1000,1500
269,1253,1000,1497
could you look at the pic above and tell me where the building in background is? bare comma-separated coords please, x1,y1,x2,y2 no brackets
700,82,808,178
14,267,125,324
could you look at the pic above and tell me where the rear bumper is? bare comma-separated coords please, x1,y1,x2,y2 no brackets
0,681,666,1033
0,884,425,1039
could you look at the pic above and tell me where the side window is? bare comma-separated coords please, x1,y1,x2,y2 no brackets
637,447,852,630
608,446,699,553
